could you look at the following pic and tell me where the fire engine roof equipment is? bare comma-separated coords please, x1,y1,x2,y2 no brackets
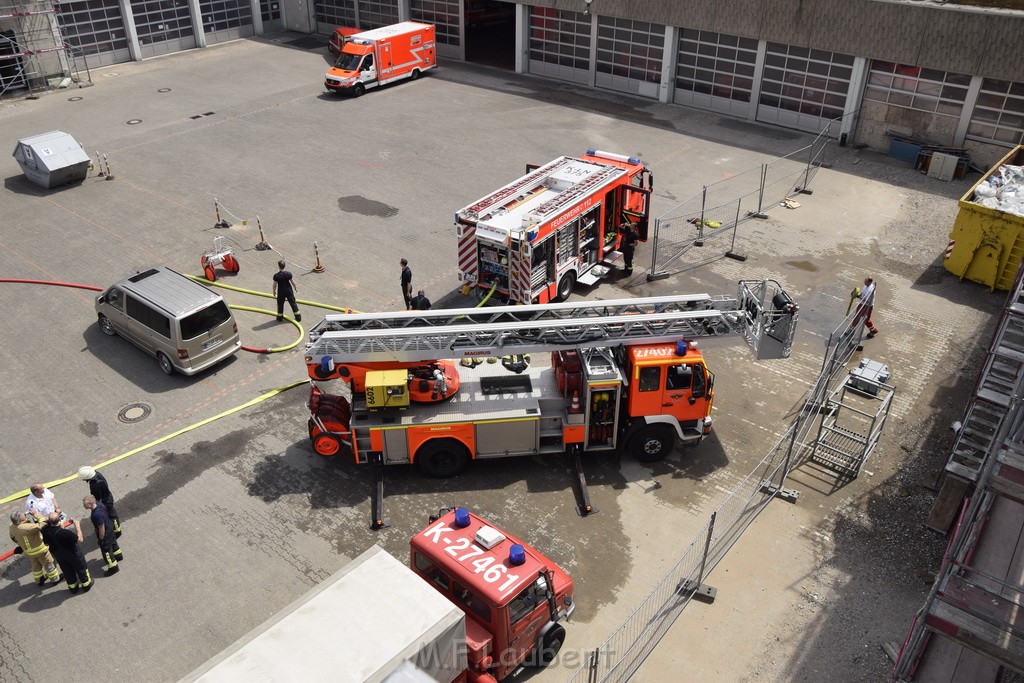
12,130,91,189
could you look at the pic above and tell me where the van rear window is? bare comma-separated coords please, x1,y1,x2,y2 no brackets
181,301,232,340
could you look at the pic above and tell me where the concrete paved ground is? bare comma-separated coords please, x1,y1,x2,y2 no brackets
0,34,998,681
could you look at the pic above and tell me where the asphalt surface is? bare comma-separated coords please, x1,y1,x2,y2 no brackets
0,34,995,681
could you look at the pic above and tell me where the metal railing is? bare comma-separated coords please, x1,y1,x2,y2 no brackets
564,296,870,683
649,129,832,279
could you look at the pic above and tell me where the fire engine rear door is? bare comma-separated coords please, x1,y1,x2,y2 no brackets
622,185,651,240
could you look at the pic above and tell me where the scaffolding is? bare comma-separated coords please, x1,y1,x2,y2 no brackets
0,0,90,98
893,264,1024,681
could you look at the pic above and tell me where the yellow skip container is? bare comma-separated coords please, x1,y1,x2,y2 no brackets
945,145,1024,291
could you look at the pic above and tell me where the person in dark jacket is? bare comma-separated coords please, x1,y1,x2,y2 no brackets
410,289,431,311
272,260,301,323
619,222,639,276
400,258,413,310
83,496,122,575
78,466,121,537
40,513,91,594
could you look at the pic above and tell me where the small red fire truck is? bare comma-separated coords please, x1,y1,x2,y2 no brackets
186,508,574,682
456,149,652,304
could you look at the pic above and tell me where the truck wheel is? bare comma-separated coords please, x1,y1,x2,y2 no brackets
313,433,342,457
416,439,470,477
555,272,576,302
535,623,565,667
98,314,116,336
630,425,675,462
156,352,175,376
351,83,365,97
411,68,421,80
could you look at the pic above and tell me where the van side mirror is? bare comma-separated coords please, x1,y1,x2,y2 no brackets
97,295,106,304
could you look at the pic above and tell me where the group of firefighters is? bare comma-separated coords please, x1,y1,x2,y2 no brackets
8,467,123,594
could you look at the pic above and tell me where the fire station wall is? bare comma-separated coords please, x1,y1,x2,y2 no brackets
519,0,1024,82
855,99,961,158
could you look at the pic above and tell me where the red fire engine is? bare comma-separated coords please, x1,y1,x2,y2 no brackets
302,284,798,523
456,149,652,304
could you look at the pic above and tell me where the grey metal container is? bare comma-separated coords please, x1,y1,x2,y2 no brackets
12,130,91,188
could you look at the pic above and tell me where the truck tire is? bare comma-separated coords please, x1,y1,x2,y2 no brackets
98,314,116,336
535,623,565,667
351,83,365,97
313,433,342,457
416,439,470,477
629,425,675,462
411,68,421,80
555,272,576,302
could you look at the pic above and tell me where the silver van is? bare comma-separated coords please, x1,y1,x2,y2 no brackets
95,266,241,375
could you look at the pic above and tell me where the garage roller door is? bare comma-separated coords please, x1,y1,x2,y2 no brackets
756,42,853,137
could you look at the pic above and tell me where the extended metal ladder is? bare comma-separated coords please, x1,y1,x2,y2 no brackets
531,163,624,219
458,157,573,219
305,280,799,363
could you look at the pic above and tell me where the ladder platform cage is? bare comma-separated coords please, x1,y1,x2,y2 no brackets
809,378,894,480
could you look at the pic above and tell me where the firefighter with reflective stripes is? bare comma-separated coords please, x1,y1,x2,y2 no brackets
78,466,122,537
8,511,60,586
83,495,122,574
40,513,91,594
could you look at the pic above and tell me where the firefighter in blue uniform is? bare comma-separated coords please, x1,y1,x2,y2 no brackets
78,466,121,537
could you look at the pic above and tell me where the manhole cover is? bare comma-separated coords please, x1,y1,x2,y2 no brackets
127,119,142,125
118,403,151,423
68,96,83,101
157,88,171,93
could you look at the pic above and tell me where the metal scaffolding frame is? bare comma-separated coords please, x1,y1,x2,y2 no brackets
0,0,90,98
894,263,1024,680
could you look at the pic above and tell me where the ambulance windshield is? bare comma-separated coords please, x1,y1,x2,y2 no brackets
334,51,364,71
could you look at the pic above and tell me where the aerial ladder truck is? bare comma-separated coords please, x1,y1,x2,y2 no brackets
303,280,798,525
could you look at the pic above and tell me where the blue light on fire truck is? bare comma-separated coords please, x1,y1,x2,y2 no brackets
509,544,526,566
454,507,471,528
320,356,335,373
675,340,688,356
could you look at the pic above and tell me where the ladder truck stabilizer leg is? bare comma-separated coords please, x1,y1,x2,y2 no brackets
566,444,597,517
370,453,390,530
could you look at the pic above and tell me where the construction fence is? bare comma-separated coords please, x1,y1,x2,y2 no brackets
565,300,878,682
649,129,832,278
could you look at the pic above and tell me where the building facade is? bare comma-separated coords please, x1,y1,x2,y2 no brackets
5,0,1024,166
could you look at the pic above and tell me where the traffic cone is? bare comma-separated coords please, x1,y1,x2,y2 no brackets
569,390,581,413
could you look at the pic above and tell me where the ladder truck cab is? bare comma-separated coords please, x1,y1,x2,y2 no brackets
186,508,574,683
456,149,652,305
303,281,798,477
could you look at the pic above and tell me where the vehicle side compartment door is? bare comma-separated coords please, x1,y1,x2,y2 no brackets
622,184,651,240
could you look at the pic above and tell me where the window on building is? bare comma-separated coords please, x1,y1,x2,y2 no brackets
862,60,970,117
316,0,357,29
57,0,130,57
529,6,590,71
675,28,757,103
411,0,459,47
356,0,399,29
967,78,1024,147
596,17,664,84
759,43,854,120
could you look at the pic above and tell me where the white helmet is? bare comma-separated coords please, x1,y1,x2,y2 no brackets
78,466,96,481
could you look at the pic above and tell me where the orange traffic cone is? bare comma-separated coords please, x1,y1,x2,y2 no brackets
569,391,581,413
